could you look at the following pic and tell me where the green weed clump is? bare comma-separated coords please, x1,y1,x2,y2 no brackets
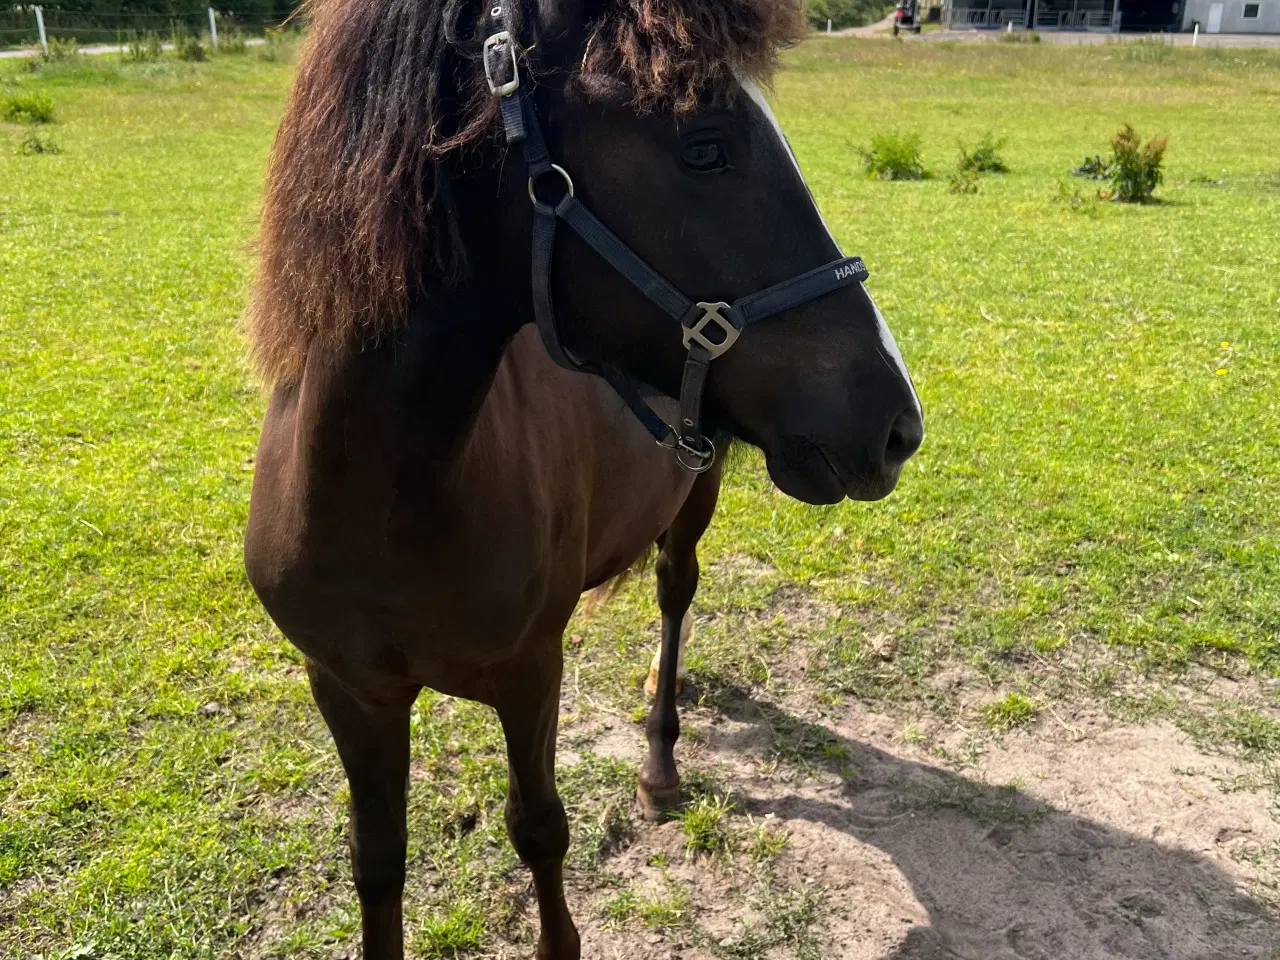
48,36,79,59
1107,123,1166,203
1185,706,1280,760
2,90,55,124
414,900,486,957
860,132,930,181
746,820,790,863
123,31,164,63
16,131,61,155
980,692,1040,730
170,22,207,62
948,169,980,194
25,36,80,70
257,26,290,62
679,792,737,860
217,27,249,55
601,881,693,930
1069,125,1165,203
957,132,1009,173
1120,36,1174,63
1072,154,1112,179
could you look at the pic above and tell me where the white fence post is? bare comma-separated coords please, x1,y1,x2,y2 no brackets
34,6,48,55
826,17,833,33
208,8,218,49
1192,22,1199,45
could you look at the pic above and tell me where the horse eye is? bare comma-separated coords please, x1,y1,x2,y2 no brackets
680,138,730,174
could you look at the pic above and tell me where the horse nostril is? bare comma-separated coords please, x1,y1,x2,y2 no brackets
884,407,924,468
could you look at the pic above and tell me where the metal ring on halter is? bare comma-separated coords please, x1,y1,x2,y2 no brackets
527,165,574,208
675,436,715,473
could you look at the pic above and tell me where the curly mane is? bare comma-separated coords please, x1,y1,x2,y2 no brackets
246,0,805,383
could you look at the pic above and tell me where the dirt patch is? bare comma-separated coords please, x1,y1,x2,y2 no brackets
558,688,1280,959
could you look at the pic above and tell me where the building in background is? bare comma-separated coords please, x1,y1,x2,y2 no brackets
941,0,1279,30
1179,0,1280,31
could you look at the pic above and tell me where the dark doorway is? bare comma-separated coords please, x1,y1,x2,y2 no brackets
1120,0,1182,29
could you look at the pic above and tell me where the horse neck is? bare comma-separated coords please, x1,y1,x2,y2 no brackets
299,169,534,471
385,279,526,464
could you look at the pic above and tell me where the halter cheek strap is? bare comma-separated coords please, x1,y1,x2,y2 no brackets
483,21,870,473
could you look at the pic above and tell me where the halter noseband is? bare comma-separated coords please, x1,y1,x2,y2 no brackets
484,17,870,473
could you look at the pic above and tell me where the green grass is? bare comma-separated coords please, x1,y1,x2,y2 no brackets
678,793,737,861
980,691,1040,730
744,820,790,864
956,131,1009,174
859,130,931,180
2,89,55,123
712,886,825,960
2,36,1280,958
414,900,487,958
601,879,694,930
14,130,60,155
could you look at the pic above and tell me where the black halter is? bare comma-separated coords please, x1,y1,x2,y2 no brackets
483,21,870,473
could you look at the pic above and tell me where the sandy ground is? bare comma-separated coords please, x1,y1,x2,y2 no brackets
564,686,1279,959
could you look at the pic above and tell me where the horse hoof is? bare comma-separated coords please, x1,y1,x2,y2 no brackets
643,668,685,698
637,781,681,821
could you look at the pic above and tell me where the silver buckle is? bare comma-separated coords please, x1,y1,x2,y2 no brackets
483,31,520,97
682,302,739,360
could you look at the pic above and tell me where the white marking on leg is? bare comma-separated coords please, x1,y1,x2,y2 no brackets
646,610,692,696
677,609,691,678
737,75,921,416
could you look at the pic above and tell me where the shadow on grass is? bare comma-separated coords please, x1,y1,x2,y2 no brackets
694,679,1278,960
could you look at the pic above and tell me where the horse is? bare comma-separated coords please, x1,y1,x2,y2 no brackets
242,0,923,956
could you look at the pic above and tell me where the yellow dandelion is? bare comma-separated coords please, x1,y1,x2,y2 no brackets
1216,369,1228,376
1221,342,1230,349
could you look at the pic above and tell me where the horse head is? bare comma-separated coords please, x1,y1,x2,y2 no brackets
489,0,924,503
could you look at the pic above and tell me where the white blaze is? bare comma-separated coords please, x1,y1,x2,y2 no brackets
737,76,921,416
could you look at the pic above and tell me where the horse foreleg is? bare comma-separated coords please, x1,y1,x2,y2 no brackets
638,462,722,820
493,651,580,960
306,660,418,960
643,609,692,698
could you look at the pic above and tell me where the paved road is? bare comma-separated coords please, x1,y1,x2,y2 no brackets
0,37,264,58
835,13,899,37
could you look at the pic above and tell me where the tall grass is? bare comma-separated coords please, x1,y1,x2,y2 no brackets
2,90,55,123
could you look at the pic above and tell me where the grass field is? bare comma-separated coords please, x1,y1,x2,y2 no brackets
2,37,1279,960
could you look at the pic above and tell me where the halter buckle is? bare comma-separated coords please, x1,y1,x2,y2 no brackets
683,302,739,360
483,31,520,97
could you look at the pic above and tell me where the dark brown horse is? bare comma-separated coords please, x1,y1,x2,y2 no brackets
243,0,922,956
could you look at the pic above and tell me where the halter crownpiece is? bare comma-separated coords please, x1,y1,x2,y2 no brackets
485,10,870,473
